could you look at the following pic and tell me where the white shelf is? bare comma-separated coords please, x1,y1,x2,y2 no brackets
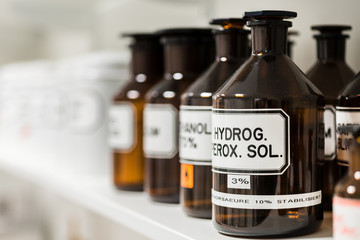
0,157,333,240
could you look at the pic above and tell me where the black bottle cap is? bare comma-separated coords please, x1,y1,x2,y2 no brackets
312,25,352,39
244,10,297,27
156,28,213,37
121,32,161,49
244,10,297,20
122,32,159,38
156,28,214,44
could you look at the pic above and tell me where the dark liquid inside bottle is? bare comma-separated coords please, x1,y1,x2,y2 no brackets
180,19,249,218
307,25,355,210
212,11,324,237
144,29,215,203
112,34,163,191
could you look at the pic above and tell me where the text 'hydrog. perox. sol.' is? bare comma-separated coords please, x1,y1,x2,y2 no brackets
211,10,325,238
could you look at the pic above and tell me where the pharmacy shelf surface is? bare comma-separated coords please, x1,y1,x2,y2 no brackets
0,157,333,240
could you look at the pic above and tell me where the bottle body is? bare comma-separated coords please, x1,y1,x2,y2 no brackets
307,62,354,210
144,76,199,202
180,58,248,218
144,29,215,203
111,80,159,190
212,55,324,237
111,34,163,191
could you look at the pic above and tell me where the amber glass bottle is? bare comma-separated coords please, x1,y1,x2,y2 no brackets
179,19,249,218
337,75,360,197
333,127,360,240
144,29,215,203
110,33,163,191
307,25,355,211
212,11,324,237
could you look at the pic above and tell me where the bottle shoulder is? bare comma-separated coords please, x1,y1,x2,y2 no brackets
145,77,197,104
339,71,360,98
181,60,244,105
113,80,157,102
307,61,355,99
214,55,324,102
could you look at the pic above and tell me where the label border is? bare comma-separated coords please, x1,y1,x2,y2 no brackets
212,108,290,175
324,105,336,160
143,103,179,159
109,101,137,153
335,106,360,166
179,105,212,164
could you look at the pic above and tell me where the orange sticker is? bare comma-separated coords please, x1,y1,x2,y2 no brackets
181,164,194,189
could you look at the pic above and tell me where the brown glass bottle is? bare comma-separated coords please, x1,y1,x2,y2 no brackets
333,127,360,240
144,29,215,203
307,25,355,211
212,11,324,237
179,19,249,218
110,33,163,191
337,72,360,194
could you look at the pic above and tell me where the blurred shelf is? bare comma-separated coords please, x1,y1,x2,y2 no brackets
0,157,333,240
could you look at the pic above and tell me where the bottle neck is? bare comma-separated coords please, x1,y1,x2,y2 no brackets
164,42,214,75
251,25,287,55
215,31,248,60
316,37,346,61
131,47,163,77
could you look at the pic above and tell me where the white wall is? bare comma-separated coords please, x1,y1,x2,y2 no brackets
212,0,360,73
0,0,359,72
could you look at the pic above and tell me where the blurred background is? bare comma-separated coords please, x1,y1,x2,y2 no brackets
0,0,358,239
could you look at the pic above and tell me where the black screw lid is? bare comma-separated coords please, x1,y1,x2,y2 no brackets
244,10,297,27
156,28,213,37
245,10,296,20
156,28,214,45
121,32,161,49
312,25,352,39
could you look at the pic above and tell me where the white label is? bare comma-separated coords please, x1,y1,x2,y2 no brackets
324,105,336,160
336,107,360,166
108,102,135,151
227,174,251,189
212,109,290,175
212,189,322,209
333,196,360,240
179,105,212,165
143,104,178,158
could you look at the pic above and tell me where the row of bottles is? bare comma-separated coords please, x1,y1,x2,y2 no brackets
110,10,360,237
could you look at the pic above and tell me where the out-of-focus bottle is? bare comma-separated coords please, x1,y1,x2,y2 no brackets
212,10,324,237
179,18,249,218
287,30,298,58
110,33,163,191
307,25,355,210
144,28,215,203
333,127,360,240
337,70,360,187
